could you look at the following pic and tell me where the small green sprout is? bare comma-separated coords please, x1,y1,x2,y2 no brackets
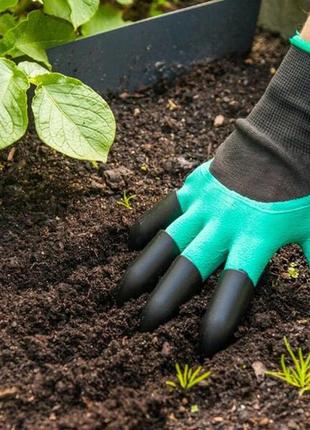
117,191,136,210
266,337,310,396
90,160,99,169
166,363,211,391
140,163,148,172
191,404,199,413
287,262,299,279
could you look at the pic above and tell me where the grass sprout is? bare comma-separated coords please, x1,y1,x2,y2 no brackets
266,337,310,396
117,191,136,210
166,363,211,391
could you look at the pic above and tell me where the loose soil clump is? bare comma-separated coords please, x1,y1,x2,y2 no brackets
0,34,309,429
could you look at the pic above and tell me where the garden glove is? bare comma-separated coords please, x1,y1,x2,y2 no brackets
117,38,310,356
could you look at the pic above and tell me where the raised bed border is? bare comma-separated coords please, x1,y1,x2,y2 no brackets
48,0,262,94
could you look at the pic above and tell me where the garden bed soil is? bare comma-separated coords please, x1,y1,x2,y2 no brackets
0,34,309,429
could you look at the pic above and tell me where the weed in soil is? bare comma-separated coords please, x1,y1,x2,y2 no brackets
117,191,136,210
266,337,310,396
166,363,211,391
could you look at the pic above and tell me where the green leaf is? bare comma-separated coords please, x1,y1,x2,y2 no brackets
149,0,168,17
31,73,116,161
0,10,75,67
187,370,211,388
43,0,99,29
68,0,99,29
0,0,18,13
116,0,133,5
43,0,71,24
189,366,202,384
81,4,127,36
0,58,29,150
175,363,185,389
183,364,189,387
0,13,16,36
166,380,176,388
17,61,50,79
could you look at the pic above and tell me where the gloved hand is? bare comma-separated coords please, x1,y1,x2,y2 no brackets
117,42,310,356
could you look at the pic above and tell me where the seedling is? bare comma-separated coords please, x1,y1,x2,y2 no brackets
117,191,136,210
287,262,299,279
190,404,199,413
166,99,178,111
266,337,310,395
90,160,99,170
166,363,211,391
0,1,118,163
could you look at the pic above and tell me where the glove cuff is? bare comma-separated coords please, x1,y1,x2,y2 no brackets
210,46,310,201
290,31,310,55
246,46,310,155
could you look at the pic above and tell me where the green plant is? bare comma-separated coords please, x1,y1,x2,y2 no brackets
0,0,181,162
166,363,211,391
0,59,115,161
190,404,199,413
0,1,120,161
0,1,129,59
266,337,310,396
117,191,136,209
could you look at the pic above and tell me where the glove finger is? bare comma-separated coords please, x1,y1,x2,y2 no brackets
165,203,205,251
181,220,229,280
200,269,254,357
140,223,227,331
118,210,204,304
224,238,277,286
200,240,276,356
128,191,182,250
117,230,178,304
140,255,202,331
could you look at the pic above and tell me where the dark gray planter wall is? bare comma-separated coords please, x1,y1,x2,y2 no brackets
259,0,310,39
48,0,261,94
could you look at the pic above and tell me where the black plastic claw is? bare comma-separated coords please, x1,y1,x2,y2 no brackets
128,191,182,251
140,256,202,331
117,230,179,304
200,269,254,357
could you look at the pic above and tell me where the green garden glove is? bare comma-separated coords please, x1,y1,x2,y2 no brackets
118,39,310,356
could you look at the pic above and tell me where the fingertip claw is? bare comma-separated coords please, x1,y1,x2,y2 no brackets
128,220,148,251
200,314,233,357
139,256,202,332
117,265,145,305
140,297,168,332
117,231,179,304
128,192,182,251
200,269,254,356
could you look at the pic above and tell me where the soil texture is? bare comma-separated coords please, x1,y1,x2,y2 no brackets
0,34,309,429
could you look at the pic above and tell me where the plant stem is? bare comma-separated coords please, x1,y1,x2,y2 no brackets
14,0,33,16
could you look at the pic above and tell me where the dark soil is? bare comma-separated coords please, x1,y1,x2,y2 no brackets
0,34,309,429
